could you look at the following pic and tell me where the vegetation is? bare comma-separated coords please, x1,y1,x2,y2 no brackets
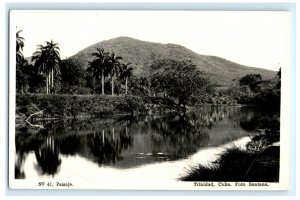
120,62,133,95
59,59,87,94
15,30,281,121
16,31,280,104
32,40,61,94
239,73,262,87
86,48,109,95
180,105,280,182
107,52,123,96
222,71,281,109
16,94,147,120
15,31,281,183
16,30,24,63
68,37,276,86
180,146,279,182
150,59,213,107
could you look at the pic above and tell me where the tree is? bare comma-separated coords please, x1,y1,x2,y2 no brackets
16,29,27,93
16,58,45,94
16,59,29,93
239,74,262,86
276,67,281,89
60,59,86,93
277,67,281,79
16,30,24,64
150,59,212,106
32,40,60,94
26,65,45,93
86,48,109,95
128,76,150,97
120,63,133,95
107,52,122,96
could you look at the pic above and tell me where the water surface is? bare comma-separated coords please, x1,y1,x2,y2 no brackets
15,105,277,180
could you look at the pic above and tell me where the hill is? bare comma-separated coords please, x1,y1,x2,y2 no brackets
68,36,276,86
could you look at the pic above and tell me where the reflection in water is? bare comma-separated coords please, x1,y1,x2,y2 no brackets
238,106,280,132
15,151,26,179
34,137,61,176
86,128,132,165
15,105,279,179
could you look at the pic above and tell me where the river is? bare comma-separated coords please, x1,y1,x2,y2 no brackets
14,105,278,184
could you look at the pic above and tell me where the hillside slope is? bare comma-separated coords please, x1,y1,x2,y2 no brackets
68,37,276,86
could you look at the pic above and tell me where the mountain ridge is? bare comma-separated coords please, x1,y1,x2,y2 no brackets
66,36,276,86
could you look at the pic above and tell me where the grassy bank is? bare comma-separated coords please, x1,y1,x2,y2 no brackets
180,145,279,182
16,94,147,121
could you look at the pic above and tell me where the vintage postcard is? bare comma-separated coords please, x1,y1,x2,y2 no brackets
9,10,292,190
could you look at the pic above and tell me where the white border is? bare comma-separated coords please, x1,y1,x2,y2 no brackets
8,9,291,191
0,0,299,198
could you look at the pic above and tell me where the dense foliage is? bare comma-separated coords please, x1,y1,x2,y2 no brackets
150,59,213,106
15,30,281,113
222,72,281,109
239,73,262,86
59,59,87,94
16,60,45,93
16,94,147,119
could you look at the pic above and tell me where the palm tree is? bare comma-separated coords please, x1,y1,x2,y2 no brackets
107,52,122,96
120,63,133,95
16,30,24,63
46,41,60,93
86,48,109,95
32,44,47,93
32,40,60,94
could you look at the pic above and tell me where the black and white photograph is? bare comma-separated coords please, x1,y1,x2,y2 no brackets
9,10,291,190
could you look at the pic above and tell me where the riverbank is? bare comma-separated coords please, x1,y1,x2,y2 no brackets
180,139,280,182
16,93,247,120
16,94,149,122
17,93,234,125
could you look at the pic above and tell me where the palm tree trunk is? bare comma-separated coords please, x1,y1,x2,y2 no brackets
125,77,128,95
51,68,54,91
101,71,104,95
111,76,114,96
102,130,105,145
48,72,51,94
46,75,48,94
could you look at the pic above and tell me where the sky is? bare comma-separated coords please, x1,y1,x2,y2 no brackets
11,10,291,71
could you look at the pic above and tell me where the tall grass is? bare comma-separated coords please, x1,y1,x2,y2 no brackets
180,146,279,182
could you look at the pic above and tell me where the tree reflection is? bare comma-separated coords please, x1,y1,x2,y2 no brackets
15,105,278,177
35,137,61,176
15,151,26,179
15,131,44,179
57,135,81,156
138,112,210,159
239,106,280,132
86,127,133,166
